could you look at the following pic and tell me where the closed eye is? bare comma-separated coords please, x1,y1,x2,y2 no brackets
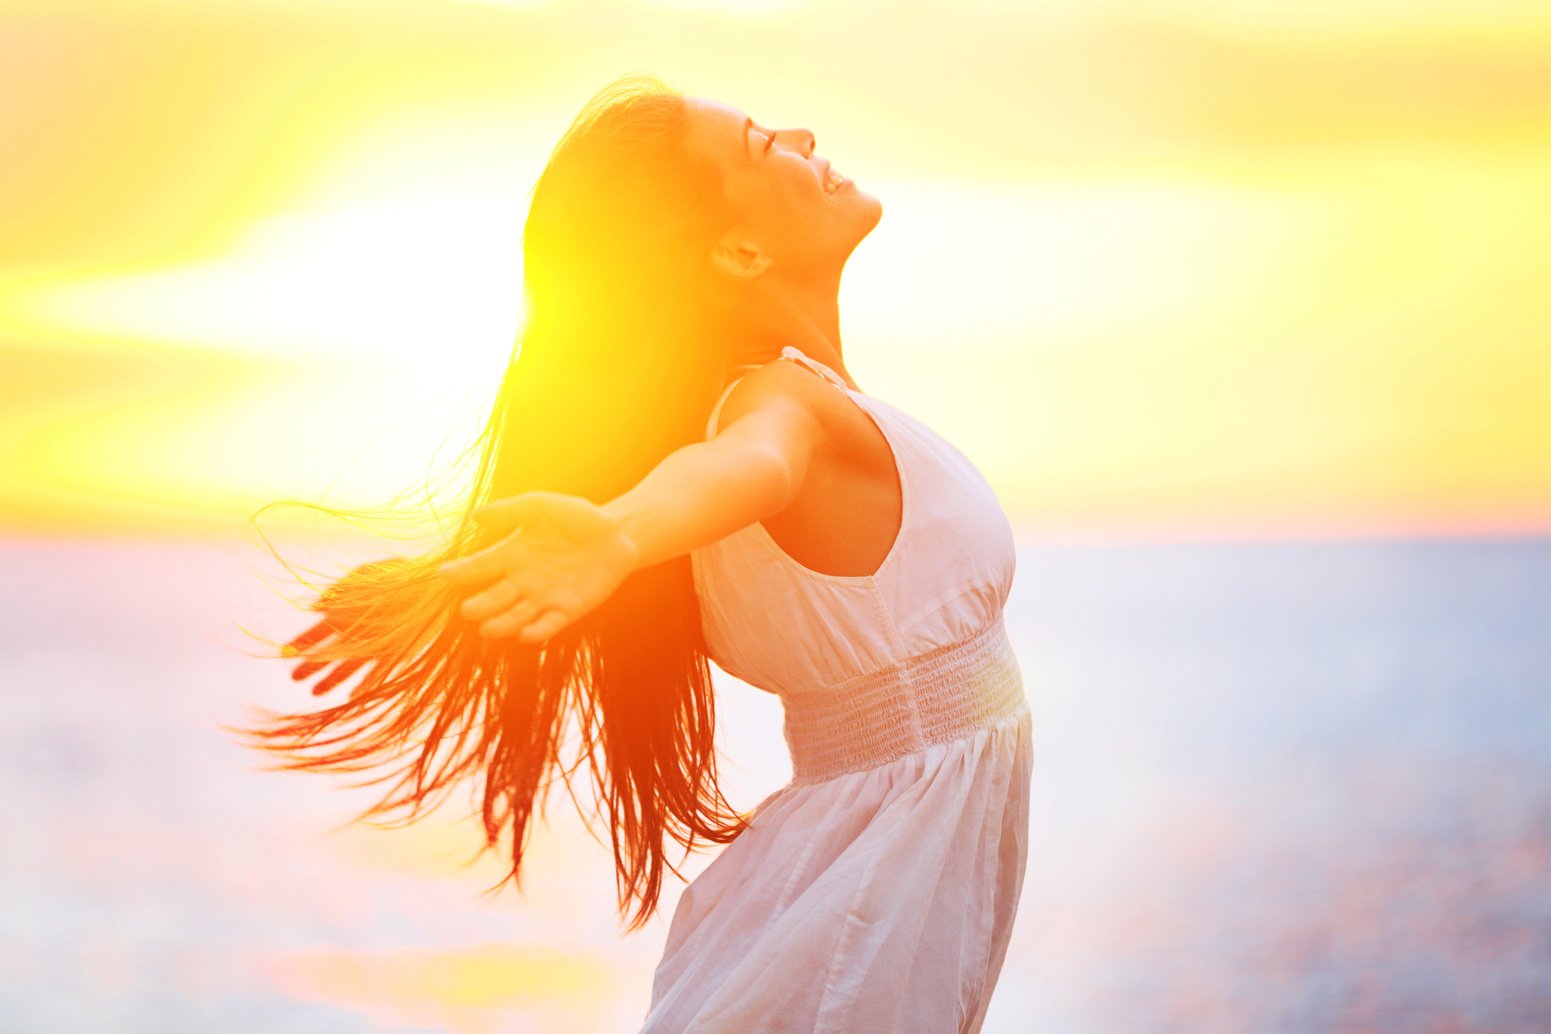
762,129,774,157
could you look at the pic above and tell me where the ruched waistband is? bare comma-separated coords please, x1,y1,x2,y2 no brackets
779,615,1029,783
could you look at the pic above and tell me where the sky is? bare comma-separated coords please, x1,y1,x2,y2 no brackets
2,0,1549,541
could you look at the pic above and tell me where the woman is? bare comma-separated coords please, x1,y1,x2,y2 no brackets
242,73,1031,1033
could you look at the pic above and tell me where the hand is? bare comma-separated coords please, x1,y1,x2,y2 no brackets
283,616,372,696
281,557,410,696
438,491,640,643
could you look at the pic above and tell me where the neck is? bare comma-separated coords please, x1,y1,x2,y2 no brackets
722,269,856,390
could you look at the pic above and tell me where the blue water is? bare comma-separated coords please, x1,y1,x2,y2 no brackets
2,534,1548,1032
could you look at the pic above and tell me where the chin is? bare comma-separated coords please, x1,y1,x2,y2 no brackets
850,194,883,242
861,193,883,227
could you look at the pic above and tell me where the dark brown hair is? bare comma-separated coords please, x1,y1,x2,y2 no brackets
229,72,753,933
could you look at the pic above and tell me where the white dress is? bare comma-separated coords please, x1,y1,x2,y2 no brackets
639,345,1033,1034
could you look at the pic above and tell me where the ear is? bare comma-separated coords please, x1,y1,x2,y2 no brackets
709,235,773,280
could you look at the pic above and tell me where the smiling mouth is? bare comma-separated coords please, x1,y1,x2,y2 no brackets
823,167,848,194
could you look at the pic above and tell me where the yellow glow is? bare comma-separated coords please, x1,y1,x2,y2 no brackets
268,943,620,1031
10,197,524,366
3,0,1548,539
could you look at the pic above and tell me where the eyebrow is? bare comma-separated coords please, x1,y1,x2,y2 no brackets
742,116,752,159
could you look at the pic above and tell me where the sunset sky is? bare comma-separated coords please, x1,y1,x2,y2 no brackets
3,0,1548,540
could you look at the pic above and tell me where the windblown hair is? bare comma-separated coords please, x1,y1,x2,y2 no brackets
230,73,753,933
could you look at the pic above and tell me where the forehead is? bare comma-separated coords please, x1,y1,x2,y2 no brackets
685,97,751,162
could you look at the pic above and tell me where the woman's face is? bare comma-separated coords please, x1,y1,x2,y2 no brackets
684,96,882,283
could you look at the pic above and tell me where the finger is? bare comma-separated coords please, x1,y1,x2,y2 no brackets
459,577,525,623
291,657,331,681
282,618,335,657
312,658,366,696
437,544,507,585
478,598,544,640
518,609,571,645
470,495,540,534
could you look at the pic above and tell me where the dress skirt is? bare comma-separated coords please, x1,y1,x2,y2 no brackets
639,705,1033,1034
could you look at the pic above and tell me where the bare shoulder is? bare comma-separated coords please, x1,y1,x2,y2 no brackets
710,357,852,444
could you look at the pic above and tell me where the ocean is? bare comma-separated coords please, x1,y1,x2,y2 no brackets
2,534,1547,1033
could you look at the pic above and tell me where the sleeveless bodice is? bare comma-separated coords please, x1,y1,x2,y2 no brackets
688,345,1024,782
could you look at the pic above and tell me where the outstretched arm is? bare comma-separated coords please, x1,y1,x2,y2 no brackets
604,387,825,568
438,366,831,642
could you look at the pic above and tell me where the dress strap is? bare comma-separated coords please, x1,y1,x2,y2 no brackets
703,346,853,440
704,361,771,439
777,344,852,392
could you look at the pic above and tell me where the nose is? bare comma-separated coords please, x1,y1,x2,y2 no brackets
778,128,816,157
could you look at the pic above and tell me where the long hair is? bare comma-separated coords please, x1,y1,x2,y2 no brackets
229,73,753,933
